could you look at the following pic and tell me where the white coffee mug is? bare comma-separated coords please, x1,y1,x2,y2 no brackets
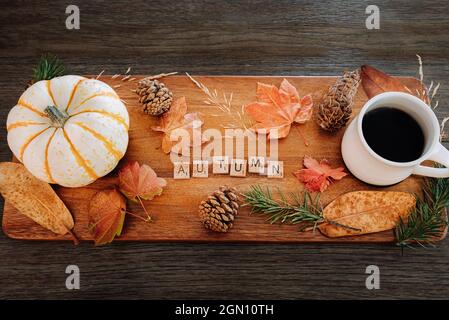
341,92,449,186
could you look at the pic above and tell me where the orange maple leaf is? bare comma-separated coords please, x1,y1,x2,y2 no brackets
244,79,313,139
118,160,167,224
293,156,347,192
118,161,167,202
152,96,204,154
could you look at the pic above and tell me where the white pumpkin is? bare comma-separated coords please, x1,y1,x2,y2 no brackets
7,75,129,187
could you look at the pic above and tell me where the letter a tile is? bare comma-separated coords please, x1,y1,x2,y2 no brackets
174,162,190,179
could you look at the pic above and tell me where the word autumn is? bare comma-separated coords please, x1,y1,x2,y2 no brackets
173,156,284,179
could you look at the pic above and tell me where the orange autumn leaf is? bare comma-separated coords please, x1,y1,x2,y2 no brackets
152,96,205,154
119,161,167,223
88,188,127,246
118,161,167,202
244,79,313,139
293,156,347,192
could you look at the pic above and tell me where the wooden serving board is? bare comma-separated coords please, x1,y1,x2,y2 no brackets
2,75,433,243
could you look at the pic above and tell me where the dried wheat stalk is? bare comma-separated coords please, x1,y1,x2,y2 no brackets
186,73,251,130
416,54,440,109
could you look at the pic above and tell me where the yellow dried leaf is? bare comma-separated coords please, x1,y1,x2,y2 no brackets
0,162,76,240
319,191,416,237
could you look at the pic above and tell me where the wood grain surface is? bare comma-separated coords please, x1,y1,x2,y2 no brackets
2,75,427,243
1,0,449,299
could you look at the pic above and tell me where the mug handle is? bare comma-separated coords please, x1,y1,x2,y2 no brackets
413,143,449,178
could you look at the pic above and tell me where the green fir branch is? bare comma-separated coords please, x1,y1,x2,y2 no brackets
395,172,449,248
31,54,65,84
242,185,323,225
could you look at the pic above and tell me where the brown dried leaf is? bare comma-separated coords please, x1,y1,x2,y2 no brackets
319,191,416,237
361,65,410,99
0,162,76,240
88,188,126,246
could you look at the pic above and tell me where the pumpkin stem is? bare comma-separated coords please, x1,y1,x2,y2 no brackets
45,105,69,127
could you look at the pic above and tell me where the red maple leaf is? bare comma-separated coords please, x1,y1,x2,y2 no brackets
293,156,347,192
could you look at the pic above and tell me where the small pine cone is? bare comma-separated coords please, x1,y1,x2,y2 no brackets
317,69,361,132
199,186,239,233
136,78,173,116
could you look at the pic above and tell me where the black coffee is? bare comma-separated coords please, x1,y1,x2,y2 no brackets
362,107,425,162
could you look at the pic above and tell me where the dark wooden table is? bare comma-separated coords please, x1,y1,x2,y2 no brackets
1,0,449,299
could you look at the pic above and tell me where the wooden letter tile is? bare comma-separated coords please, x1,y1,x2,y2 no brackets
212,156,229,174
174,162,190,179
267,161,283,178
248,156,265,174
192,160,209,178
230,159,247,177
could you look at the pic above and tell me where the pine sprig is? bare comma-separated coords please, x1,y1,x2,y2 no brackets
243,185,323,224
242,185,360,232
423,169,449,212
31,54,65,84
395,172,449,248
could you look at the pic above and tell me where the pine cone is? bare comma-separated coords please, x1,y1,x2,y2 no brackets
317,69,361,132
136,78,173,116
199,186,239,232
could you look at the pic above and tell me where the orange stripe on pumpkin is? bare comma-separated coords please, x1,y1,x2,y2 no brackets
19,127,50,161
73,122,123,161
72,92,119,111
65,78,85,112
46,80,57,106
7,121,48,131
44,128,57,183
70,109,129,130
62,129,98,180
17,100,46,117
